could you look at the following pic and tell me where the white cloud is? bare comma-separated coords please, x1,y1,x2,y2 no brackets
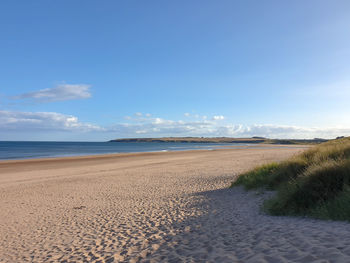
11,84,91,102
153,118,166,124
184,113,190,117
135,112,143,117
210,124,350,139
1,110,350,140
105,117,350,139
212,115,225,120
0,111,102,132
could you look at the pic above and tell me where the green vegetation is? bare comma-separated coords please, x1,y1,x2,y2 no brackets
232,137,350,221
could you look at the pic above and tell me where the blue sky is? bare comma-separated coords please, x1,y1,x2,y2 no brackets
1,0,350,141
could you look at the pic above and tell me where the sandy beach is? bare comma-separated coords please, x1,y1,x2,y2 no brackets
1,146,350,262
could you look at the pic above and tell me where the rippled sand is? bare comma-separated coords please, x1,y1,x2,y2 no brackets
1,146,350,262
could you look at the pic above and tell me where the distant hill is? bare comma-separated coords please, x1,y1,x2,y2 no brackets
109,137,328,145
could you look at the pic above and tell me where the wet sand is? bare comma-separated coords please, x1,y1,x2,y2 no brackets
1,146,350,262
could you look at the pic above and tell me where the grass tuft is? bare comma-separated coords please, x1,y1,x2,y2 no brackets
232,137,350,221
231,163,279,189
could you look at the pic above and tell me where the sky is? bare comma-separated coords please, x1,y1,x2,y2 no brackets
1,0,350,141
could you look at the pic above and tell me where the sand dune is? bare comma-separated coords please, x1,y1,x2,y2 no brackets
1,146,350,262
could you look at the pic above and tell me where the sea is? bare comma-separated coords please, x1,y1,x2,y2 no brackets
0,141,253,160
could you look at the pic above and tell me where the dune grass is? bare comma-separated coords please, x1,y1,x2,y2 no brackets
232,137,350,221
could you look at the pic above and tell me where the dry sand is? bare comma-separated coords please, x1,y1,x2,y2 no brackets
1,146,350,262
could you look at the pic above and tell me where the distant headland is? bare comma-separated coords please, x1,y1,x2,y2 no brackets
109,137,328,145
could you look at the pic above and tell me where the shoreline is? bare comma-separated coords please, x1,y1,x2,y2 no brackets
0,143,309,164
6,145,344,262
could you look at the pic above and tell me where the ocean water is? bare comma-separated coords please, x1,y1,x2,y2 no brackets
0,141,250,160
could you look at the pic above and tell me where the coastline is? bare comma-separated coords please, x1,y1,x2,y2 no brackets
0,146,310,187
0,143,309,163
5,145,349,262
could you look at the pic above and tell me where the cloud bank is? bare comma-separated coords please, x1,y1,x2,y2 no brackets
1,111,349,140
11,84,91,102
0,111,102,132
212,115,225,120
